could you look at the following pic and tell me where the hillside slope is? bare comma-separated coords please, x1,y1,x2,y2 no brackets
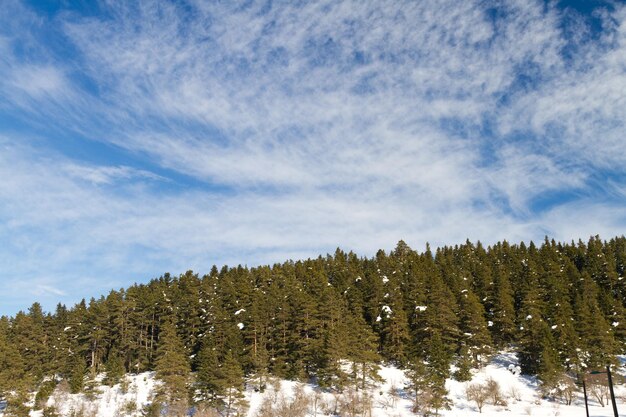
8,353,624,417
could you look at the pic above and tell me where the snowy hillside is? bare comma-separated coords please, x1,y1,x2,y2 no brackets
6,353,625,417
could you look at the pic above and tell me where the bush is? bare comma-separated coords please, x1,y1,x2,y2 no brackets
586,373,609,407
255,384,310,417
42,406,60,417
553,374,577,405
485,377,507,406
465,382,488,413
465,378,507,413
120,400,137,416
35,380,57,409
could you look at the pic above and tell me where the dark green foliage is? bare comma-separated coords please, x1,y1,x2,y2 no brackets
196,347,246,416
68,356,87,394
104,349,126,386
155,319,191,404
34,380,57,410
4,391,31,417
1,235,625,412
453,345,473,382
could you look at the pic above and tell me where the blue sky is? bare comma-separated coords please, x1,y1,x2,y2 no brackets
1,0,625,316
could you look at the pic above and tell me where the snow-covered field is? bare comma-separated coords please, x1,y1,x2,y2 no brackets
5,353,625,417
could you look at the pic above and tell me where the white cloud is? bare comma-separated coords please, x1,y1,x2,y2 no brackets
0,0,625,313
62,164,165,185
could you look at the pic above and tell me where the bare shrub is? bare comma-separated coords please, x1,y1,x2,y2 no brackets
554,375,577,406
255,384,310,417
339,386,373,417
378,383,399,410
587,373,609,407
387,382,400,409
311,388,323,417
327,391,341,416
507,385,522,402
466,382,489,413
278,384,310,417
410,385,435,415
254,396,275,417
485,377,507,406
194,404,221,417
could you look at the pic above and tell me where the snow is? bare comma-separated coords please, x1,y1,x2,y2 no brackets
7,353,626,417
382,275,389,284
237,322,245,330
234,308,246,316
612,321,620,327
23,373,158,417
381,305,392,316
415,305,427,312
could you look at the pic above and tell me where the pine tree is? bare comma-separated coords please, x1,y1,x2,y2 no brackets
379,291,410,365
196,340,223,405
574,273,617,369
489,264,516,345
68,356,87,394
459,289,492,366
219,351,247,417
346,313,381,390
0,317,30,399
155,319,191,406
104,348,125,386
453,344,473,382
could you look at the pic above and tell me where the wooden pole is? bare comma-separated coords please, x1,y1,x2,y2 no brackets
606,365,619,417
582,376,590,417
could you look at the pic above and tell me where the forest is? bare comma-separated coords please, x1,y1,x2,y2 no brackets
0,236,625,416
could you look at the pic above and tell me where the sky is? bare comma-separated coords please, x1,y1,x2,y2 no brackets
1,0,625,316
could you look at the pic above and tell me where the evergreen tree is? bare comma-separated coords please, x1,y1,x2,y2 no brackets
104,348,126,386
0,318,30,399
155,319,191,406
489,265,516,345
196,340,222,405
458,289,492,366
453,344,473,382
379,291,410,365
68,356,87,394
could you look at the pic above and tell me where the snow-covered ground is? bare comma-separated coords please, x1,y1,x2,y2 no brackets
3,353,625,417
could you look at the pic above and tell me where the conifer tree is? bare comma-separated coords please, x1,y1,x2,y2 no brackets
489,265,516,345
346,313,381,390
196,340,247,416
0,318,30,399
459,289,492,366
379,291,410,365
68,356,87,394
574,273,617,369
196,339,222,405
104,348,125,386
453,344,473,382
155,319,191,406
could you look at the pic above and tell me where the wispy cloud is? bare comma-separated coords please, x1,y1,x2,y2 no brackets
0,0,625,314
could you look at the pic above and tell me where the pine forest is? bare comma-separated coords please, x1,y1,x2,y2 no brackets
1,236,625,416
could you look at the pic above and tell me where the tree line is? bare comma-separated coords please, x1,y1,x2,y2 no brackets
0,236,625,415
